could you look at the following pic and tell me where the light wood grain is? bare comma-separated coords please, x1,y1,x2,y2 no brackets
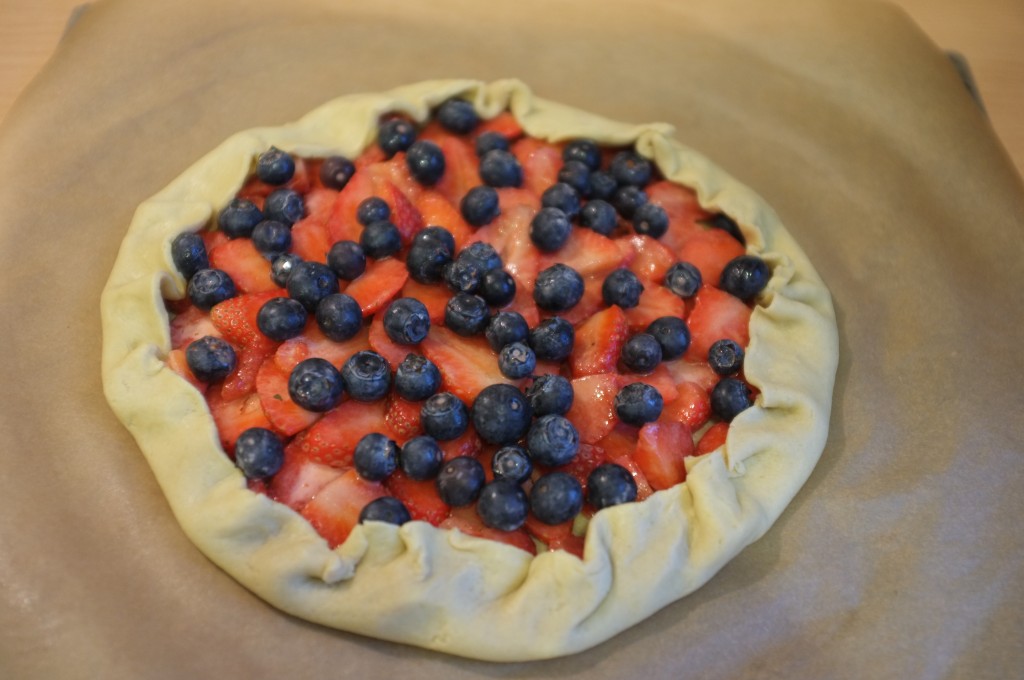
1,0,1021,176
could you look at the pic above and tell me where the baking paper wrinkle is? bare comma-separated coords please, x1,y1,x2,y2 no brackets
100,78,836,661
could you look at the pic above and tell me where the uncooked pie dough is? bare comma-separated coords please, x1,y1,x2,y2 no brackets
101,79,838,661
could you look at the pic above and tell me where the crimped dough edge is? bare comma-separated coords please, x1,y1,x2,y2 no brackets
100,79,838,661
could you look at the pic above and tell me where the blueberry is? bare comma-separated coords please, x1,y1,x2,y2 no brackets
479,149,523,188
436,456,485,507
315,293,362,342
621,333,663,373
557,160,592,197
256,296,308,341
703,212,746,245
393,354,441,401
319,155,355,190
287,261,339,312
529,207,572,252
664,261,702,299
263,188,304,226
612,185,648,219
327,240,367,281
588,170,618,201
498,341,536,380
378,117,417,157
399,435,444,480
528,317,574,362
602,268,644,309
251,219,292,258
475,131,509,157
529,472,583,525
471,384,533,445
171,232,208,280
444,256,485,293
187,268,236,310
420,392,469,441
614,382,664,426
356,196,390,226
341,351,391,402
719,255,770,301
234,427,284,480
541,182,581,219
579,199,618,236
491,445,533,485
288,358,345,412
526,414,580,467
383,297,431,345
460,185,500,226
710,377,753,422
534,264,584,311
406,229,454,284
218,198,263,238
445,293,490,336
609,150,653,187
476,479,529,531
479,268,516,307
406,140,446,186
359,496,411,526
185,336,236,383
485,310,530,351
708,339,745,376
632,202,669,239
353,432,399,481
562,138,601,170
459,241,503,271
436,98,479,134
256,146,295,185
586,463,638,510
270,253,302,288
646,316,691,360
360,220,402,260
525,374,574,416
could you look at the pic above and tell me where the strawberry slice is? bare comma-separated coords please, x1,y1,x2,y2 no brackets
644,179,709,252
684,285,752,362
206,391,273,455
607,454,654,501
695,422,729,456
169,304,220,350
663,381,712,431
556,443,608,496
236,157,311,202
595,423,640,459
621,234,676,285
367,151,423,204
300,469,386,548
474,111,524,141
495,187,541,213
367,313,416,368
540,228,626,279
523,515,584,557
414,190,475,249
303,187,339,226
663,358,719,392
420,326,513,403
554,274,604,327
439,427,483,461
268,450,343,511
208,237,277,293
400,278,450,323
344,257,409,316
511,137,562,197
470,203,541,292
275,324,371,370
372,177,425,245
385,469,449,525
256,356,323,436
166,348,206,394
616,364,680,403
325,170,374,243
570,305,629,377
289,217,332,264
676,228,745,288
209,291,284,400
384,395,424,442
354,144,388,170
623,286,686,332
440,507,536,554
566,373,620,444
633,419,693,490
289,399,388,467
432,133,479,207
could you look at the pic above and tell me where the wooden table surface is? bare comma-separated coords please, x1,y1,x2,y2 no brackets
1,0,1021,177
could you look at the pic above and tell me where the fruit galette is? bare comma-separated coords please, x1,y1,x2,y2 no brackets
101,79,838,661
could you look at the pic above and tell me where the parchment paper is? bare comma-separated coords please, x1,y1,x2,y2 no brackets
1,0,1021,678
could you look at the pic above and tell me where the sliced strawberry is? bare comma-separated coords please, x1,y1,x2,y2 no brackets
367,151,423,204
289,217,332,264
325,169,374,243
474,111,524,141
303,187,339,226
566,373,620,444
206,391,273,455
432,133,479,207
367,313,415,368
420,326,512,403
208,237,277,293
624,286,686,332
511,137,562,197
255,356,322,436
695,422,729,456
209,291,284,400
372,177,424,245
384,395,424,442
676,228,746,288
236,157,311,202
414,190,475,249
634,419,693,490
616,364,680,403
595,423,640,459
621,234,676,285
300,469,386,548
440,506,536,554
201,229,230,253
570,305,629,377
439,427,483,461
354,144,388,170
169,304,220,350
400,278,450,323
555,274,604,326
385,469,449,525
663,381,712,431
268,449,343,511
166,348,206,394
607,454,654,501
556,443,608,496
470,203,541,292
684,285,752,361
645,179,709,252
540,228,626,279
290,399,388,468
523,515,584,558
344,257,409,316
275,323,371,370
663,358,719,392
495,187,541,213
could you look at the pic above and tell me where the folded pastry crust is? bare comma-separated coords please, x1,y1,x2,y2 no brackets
101,79,838,661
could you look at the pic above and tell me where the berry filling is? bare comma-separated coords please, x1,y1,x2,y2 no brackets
164,101,768,557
